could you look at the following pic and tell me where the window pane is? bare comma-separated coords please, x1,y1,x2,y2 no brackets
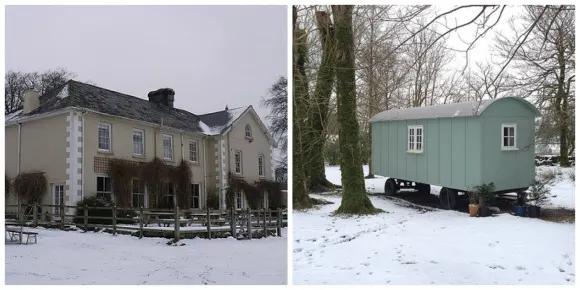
509,127,515,137
509,137,515,147
97,177,104,192
104,177,112,191
503,137,509,147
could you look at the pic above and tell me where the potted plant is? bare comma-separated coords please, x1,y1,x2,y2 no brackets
512,192,528,217
467,191,479,217
474,182,496,217
526,180,551,218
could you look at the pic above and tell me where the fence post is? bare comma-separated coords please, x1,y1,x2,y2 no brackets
60,203,65,230
276,208,282,237
139,207,144,239
247,209,252,240
18,203,23,244
84,204,88,232
230,207,236,238
268,208,273,234
206,207,211,240
174,204,180,242
262,208,267,237
33,203,38,227
112,205,117,235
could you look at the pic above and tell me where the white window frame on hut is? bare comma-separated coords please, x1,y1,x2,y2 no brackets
501,123,518,150
407,125,424,153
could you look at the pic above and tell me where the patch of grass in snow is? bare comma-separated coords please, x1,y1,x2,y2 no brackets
568,171,575,182
537,168,561,184
311,197,334,205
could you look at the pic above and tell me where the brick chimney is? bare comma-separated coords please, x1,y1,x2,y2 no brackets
147,88,175,109
23,90,40,114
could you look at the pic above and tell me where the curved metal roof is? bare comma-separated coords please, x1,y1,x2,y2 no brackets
369,97,540,122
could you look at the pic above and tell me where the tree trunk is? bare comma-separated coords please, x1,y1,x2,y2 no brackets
292,6,312,209
332,5,379,215
556,39,570,167
365,9,375,179
308,11,337,192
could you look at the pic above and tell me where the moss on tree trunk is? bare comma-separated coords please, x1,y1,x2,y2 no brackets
309,11,337,192
292,6,312,210
331,5,380,215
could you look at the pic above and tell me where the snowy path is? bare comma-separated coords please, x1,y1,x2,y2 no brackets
6,228,287,285
293,195,574,285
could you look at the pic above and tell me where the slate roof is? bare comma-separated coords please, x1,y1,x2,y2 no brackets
6,80,205,133
369,97,539,122
198,106,247,135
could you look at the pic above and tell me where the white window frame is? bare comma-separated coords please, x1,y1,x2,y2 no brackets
407,125,424,153
245,124,252,139
236,188,244,209
131,178,147,208
96,176,113,201
53,184,65,215
258,154,265,177
163,183,175,208
191,183,201,209
163,134,174,160
132,129,145,156
501,124,518,150
235,150,243,174
189,140,199,163
98,123,112,152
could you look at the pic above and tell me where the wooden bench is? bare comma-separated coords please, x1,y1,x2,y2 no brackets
6,228,38,245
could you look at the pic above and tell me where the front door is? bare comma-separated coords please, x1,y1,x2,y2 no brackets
53,184,65,216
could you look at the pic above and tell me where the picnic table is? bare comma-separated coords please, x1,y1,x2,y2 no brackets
5,227,38,245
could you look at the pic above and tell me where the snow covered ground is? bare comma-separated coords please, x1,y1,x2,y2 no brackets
6,227,287,285
293,166,575,285
326,165,575,210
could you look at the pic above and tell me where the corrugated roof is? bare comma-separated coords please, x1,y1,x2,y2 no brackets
369,97,539,122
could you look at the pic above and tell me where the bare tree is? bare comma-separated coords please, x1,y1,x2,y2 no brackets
5,67,75,113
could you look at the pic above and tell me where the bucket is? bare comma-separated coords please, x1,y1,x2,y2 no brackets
512,205,527,217
468,204,479,217
528,205,541,218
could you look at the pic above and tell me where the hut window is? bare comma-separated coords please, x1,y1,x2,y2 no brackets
407,125,424,153
501,124,517,150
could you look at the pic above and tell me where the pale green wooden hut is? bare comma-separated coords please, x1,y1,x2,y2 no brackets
369,97,541,210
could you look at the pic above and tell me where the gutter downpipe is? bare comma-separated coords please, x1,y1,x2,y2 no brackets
17,123,22,175
81,110,88,200
202,135,207,209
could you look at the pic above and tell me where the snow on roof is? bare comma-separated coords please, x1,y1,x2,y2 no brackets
198,120,222,135
198,106,247,135
57,83,69,99
369,97,539,122
5,109,23,122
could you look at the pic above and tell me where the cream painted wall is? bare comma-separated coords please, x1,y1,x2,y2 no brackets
5,114,68,206
82,112,207,207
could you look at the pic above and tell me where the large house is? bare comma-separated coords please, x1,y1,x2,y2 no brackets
5,80,277,214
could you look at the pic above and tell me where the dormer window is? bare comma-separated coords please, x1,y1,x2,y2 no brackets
245,124,252,139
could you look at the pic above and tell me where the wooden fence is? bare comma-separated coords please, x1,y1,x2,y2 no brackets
5,203,287,241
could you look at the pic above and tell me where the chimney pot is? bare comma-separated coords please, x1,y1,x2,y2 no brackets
23,90,40,114
148,88,175,109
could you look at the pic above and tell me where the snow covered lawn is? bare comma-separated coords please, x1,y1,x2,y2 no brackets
293,194,574,285
326,165,575,210
6,227,287,285
293,165,575,285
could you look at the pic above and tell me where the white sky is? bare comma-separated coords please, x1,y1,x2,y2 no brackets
5,5,288,126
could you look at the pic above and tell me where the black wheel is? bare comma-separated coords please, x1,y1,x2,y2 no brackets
384,178,397,196
439,187,458,210
415,183,431,195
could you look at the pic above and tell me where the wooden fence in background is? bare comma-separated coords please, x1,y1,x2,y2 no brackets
5,203,287,241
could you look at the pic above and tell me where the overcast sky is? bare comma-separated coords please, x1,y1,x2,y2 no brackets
5,5,287,124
